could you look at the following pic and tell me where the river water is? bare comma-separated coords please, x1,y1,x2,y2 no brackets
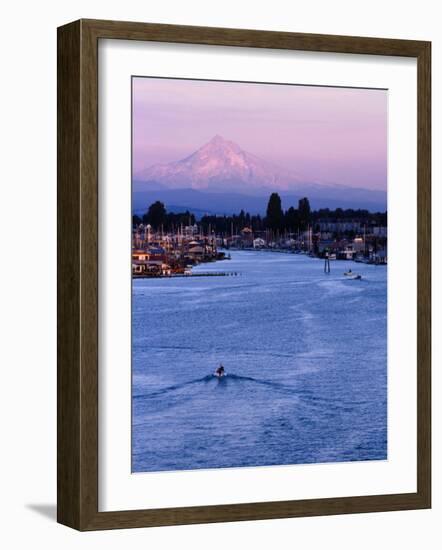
132,250,387,472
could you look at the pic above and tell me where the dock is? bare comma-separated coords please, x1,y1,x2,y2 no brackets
133,271,240,279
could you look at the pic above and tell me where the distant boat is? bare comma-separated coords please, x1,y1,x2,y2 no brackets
214,371,226,378
344,270,362,280
214,365,226,378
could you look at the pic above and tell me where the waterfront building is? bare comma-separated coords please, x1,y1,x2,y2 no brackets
240,227,254,246
253,238,266,248
318,221,362,233
338,245,356,260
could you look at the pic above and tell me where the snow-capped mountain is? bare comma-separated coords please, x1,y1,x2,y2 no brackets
133,135,387,213
134,135,305,193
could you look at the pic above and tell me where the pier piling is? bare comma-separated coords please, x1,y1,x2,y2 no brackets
324,254,331,274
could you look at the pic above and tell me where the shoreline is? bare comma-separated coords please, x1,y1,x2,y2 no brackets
222,247,387,266
133,270,240,279
132,248,385,281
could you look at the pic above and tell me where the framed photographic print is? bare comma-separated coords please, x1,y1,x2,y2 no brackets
57,19,431,530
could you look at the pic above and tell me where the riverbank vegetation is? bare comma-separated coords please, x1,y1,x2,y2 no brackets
133,193,387,238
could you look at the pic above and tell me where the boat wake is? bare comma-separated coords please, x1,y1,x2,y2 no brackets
226,374,297,394
133,375,214,400
133,373,298,400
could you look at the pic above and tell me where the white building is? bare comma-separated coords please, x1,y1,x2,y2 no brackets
253,238,266,248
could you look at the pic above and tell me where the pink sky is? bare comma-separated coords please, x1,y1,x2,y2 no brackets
132,77,387,191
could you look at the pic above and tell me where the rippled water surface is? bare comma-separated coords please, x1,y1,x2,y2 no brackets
132,251,387,472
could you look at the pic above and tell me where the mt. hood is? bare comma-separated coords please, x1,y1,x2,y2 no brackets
133,135,387,213
134,135,307,193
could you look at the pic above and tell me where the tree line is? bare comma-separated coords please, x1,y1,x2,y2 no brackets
133,193,387,235
133,201,196,231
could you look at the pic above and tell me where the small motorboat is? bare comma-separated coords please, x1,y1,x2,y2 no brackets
214,365,226,378
344,269,362,280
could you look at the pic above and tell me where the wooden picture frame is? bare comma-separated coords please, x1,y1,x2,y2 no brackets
57,18,431,530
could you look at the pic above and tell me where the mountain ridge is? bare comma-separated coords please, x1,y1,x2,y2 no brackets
132,188,387,218
135,135,318,193
134,135,387,212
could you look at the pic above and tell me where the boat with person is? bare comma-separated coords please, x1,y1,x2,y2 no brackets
344,269,362,280
214,364,226,378
344,269,362,279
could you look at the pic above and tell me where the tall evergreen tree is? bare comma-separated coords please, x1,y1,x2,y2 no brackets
284,206,299,232
298,197,311,230
144,201,166,228
266,193,284,231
